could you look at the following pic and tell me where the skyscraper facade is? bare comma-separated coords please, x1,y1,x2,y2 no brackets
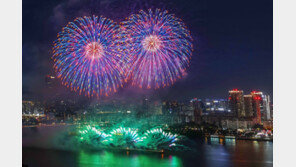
262,94,271,120
251,91,263,124
228,89,245,118
243,95,254,118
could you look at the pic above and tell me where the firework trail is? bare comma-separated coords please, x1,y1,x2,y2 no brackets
140,128,178,150
76,125,184,151
119,9,193,89
52,16,124,97
108,127,142,148
78,125,110,147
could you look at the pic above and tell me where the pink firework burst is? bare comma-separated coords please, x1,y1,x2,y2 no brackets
119,9,193,89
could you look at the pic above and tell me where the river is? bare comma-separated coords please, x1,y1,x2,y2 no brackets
23,140,272,167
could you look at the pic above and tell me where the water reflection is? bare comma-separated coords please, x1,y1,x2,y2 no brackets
78,150,183,167
22,140,272,167
225,139,236,146
207,137,236,146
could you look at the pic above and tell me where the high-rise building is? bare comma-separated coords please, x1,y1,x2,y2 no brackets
251,91,263,124
137,97,149,117
179,101,194,123
190,98,204,123
204,99,228,114
251,91,272,121
142,98,149,111
270,104,273,119
228,89,245,118
262,95,271,120
243,95,254,118
45,75,56,89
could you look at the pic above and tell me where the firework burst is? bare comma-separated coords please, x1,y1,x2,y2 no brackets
140,128,178,149
119,9,193,89
79,125,110,146
109,127,141,148
52,16,124,97
74,125,184,151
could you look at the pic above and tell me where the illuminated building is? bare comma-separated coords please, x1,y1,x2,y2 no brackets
45,75,56,89
270,104,273,119
228,89,245,118
243,95,254,117
22,100,44,116
262,95,271,120
22,100,34,115
190,99,204,123
204,99,228,114
251,91,263,124
250,91,272,123
175,101,194,123
142,98,149,113
161,100,180,115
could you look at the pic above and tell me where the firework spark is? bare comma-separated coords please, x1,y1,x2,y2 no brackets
52,16,124,97
109,127,141,148
77,125,182,151
119,9,193,89
140,128,178,149
78,125,110,147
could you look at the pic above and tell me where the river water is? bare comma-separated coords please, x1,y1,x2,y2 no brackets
23,126,273,167
23,140,272,167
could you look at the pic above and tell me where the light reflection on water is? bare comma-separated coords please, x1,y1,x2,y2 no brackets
23,140,272,167
78,150,182,167
208,137,236,146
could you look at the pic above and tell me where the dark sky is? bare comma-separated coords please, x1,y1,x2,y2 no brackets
22,0,273,101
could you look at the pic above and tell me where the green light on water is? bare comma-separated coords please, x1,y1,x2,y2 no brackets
78,150,183,167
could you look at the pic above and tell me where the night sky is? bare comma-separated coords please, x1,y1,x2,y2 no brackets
22,0,273,101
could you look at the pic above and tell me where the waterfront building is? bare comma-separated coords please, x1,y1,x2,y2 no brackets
251,91,263,124
221,119,253,130
244,95,254,118
204,99,228,114
262,94,271,120
22,100,44,116
228,89,245,118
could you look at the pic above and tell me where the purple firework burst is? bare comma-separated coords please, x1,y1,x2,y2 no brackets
52,16,125,97
119,9,193,89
